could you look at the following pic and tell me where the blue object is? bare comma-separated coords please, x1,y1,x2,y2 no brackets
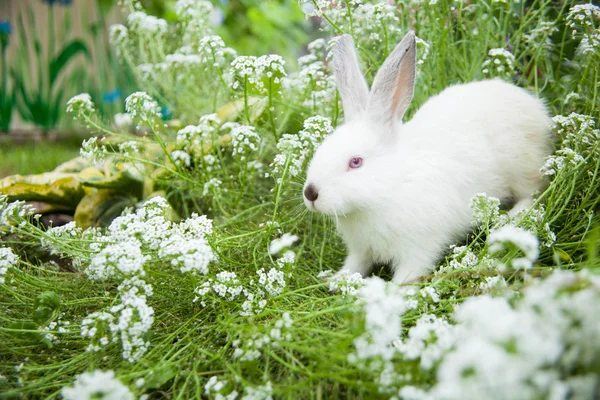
0,21,10,34
161,107,173,121
102,89,122,104
42,0,73,5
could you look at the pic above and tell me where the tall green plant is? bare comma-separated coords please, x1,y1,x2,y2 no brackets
12,6,90,133
0,21,15,133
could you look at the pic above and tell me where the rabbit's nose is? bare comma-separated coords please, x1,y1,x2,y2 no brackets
304,184,319,202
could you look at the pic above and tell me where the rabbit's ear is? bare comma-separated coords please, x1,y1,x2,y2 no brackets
368,31,416,128
333,35,370,119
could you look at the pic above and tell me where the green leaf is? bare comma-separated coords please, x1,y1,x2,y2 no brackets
144,365,177,390
50,40,91,86
7,321,53,349
0,169,103,208
32,291,61,326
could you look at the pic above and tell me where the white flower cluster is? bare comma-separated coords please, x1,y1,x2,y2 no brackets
523,20,558,53
268,233,298,255
0,246,18,285
125,92,162,127
566,4,600,35
394,314,455,370
542,113,600,176
86,240,149,280
175,0,214,44
469,192,504,228
241,382,273,400
222,123,261,161
66,93,95,119
478,275,507,291
194,271,244,304
257,267,286,296
512,205,556,248
482,48,516,80
436,245,495,275
300,0,330,17
127,11,168,36
271,116,333,182
576,30,600,59
42,197,214,362
284,38,337,114
175,113,221,165
325,270,365,296
314,1,403,51
0,195,37,235
171,149,191,167
203,177,223,196
81,267,154,362
204,376,239,400
198,36,238,69
41,314,71,344
230,55,287,95
233,314,293,362
109,24,129,58
156,213,215,275
79,137,107,164
62,370,134,400
488,225,539,271
114,112,133,129
399,269,600,400
194,235,297,315
350,277,417,362
469,192,554,270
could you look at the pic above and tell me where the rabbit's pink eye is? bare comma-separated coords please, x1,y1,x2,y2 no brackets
349,157,363,169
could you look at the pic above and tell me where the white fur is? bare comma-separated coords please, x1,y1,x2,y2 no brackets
303,32,553,283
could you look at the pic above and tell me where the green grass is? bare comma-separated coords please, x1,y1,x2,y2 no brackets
1,0,600,399
0,141,81,177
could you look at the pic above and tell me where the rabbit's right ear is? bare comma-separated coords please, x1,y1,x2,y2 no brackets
368,31,416,130
332,35,370,119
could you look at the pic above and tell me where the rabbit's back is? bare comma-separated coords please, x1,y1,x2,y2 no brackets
404,79,552,200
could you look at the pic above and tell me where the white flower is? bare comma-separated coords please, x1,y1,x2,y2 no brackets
420,286,440,303
118,141,139,156
203,178,223,196
481,48,516,79
61,370,134,400
175,0,214,43
125,92,162,125
352,277,410,361
230,54,286,94
159,235,214,275
66,93,95,118
257,267,286,296
269,233,298,255
567,4,600,35
114,113,133,129
87,240,149,280
222,123,261,160
109,24,129,57
394,314,455,370
241,381,273,400
479,275,507,291
0,247,18,285
469,193,503,227
328,270,365,296
127,11,168,36
488,225,539,270
271,116,333,182
171,150,192,167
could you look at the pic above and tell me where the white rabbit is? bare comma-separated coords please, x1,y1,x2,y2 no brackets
303,32,553,284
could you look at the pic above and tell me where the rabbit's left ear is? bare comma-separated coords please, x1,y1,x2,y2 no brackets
368,31,416,129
